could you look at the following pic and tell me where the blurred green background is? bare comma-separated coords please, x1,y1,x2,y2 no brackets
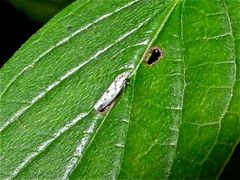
7,0,74,23
0,0,74,67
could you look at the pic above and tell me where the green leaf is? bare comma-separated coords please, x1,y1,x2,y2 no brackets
119,0,240,179
0,0,239,179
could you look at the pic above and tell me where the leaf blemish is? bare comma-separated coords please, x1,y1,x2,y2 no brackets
67,25,72,31
144,46,163,66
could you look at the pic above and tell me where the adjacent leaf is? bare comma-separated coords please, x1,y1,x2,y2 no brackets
0,0,239,179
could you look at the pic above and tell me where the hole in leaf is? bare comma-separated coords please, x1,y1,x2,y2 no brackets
144,46,163,66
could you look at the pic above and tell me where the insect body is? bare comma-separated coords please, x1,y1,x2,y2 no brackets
94,72,130,112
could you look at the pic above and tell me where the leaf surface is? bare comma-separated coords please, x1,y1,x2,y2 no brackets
0,0,239,179
119,0,240,179
1,0,178,179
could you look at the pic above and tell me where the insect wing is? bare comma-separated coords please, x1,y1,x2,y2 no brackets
93,72,129,112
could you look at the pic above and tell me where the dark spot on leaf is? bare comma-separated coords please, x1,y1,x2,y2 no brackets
144,46,163,66
67,25,72,31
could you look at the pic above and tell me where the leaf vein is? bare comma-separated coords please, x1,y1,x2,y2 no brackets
198,0,237,177
8,112,89,179
166,1,187,178
0,0,141,98
0,17,151,133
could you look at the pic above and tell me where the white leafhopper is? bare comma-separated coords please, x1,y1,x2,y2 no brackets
94,71,130,112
